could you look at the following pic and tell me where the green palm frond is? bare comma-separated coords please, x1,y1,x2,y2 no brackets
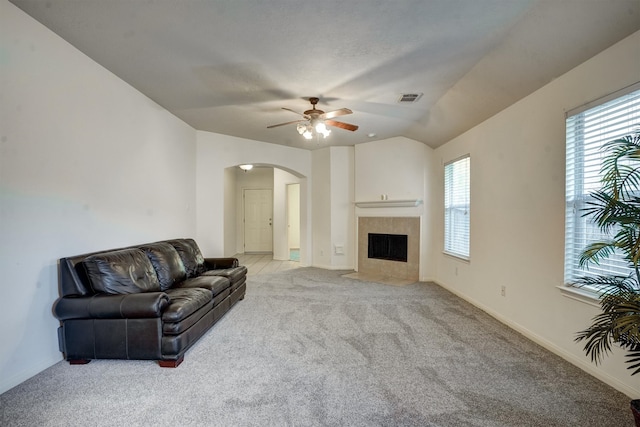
574,274,638,296
576,293,640,372
626,346,640,376
600,133,640,200
575,131,640,376
579,241,619,268
582,191,640,232
578,225,640,268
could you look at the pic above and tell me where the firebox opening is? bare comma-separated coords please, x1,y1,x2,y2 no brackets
368,233,408,262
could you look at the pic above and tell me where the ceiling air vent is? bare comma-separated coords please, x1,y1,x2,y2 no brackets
398,93,423,103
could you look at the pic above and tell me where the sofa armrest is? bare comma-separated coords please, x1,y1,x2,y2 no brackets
204,257,239,269
54,292,170,320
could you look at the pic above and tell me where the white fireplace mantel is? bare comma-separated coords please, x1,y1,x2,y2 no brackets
355,199,422,208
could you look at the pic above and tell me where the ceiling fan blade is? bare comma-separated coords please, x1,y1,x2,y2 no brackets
282,107,306,117
325,119,358,131
267,119,306,129
322,108,353,119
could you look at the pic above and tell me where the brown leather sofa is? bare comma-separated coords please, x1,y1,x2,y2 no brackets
53,238,247,367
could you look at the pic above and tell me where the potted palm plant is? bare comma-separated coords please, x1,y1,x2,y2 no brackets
574,130,640,425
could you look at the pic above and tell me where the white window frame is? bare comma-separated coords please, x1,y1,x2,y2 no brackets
444,155,470,260
564,83,640,292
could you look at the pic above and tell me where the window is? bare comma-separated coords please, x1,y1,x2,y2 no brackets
444,155,470,259
564,84,640,287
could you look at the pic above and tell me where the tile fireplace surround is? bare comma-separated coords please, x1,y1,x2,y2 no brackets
357,216,420,281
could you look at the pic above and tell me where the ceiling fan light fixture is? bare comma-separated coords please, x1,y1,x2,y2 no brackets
297,120,330,139
267,97,357,140
315,121,328,133
315,121,331,137
239,164,253,171
319,126,331,138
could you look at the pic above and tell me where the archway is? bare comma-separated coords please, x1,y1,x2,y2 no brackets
223,163,309,265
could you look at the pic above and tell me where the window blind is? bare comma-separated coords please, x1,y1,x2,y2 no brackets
444,155,470,259
564,86,640,285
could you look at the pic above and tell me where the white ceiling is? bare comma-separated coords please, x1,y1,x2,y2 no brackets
10,0,640,149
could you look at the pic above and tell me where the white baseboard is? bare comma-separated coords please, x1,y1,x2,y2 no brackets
1,354,61,395
434,280,639,399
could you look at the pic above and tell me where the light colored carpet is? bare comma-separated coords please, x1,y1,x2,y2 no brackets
342,271,416,286
0,268,634,426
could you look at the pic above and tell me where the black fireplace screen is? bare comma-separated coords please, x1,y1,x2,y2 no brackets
368,233,408,262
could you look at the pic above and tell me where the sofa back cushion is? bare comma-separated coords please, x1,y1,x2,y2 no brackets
83,248,160,294
166,239,206,278
139,243,187,291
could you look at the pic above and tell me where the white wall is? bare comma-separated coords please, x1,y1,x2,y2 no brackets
311,148,332,268
354,137,436,280
310,146,355,270
223,167,237,257
433,30,640,398
0,1,197,394
330,146,355,269
196,132,312,265
287,183,301,249
273,168,302,260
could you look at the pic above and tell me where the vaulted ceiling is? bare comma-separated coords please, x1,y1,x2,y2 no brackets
10,0,640,149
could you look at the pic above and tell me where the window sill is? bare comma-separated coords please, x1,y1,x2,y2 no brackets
557,285,601,308
443,251,470,263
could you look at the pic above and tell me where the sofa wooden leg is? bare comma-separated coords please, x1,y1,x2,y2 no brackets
158,356,184,368
68,359,91,365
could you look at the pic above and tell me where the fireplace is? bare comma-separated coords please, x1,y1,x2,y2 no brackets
368,233,408,262
358,217,419,281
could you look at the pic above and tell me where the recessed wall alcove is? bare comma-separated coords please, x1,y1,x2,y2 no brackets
357,217,420,281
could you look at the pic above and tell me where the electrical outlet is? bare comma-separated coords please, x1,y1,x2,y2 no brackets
500,286,506,297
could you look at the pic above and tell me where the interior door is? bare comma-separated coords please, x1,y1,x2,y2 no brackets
244,189,273,253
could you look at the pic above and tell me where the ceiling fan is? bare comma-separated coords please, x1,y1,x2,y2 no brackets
267,97,359,139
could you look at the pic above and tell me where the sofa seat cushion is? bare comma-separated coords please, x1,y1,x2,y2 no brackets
162,288,212,323
83,249,160,295
139,242,186,291
177,275,231,298
202,266,248,285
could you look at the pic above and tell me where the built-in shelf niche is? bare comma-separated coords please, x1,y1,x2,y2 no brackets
355,199,422,208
